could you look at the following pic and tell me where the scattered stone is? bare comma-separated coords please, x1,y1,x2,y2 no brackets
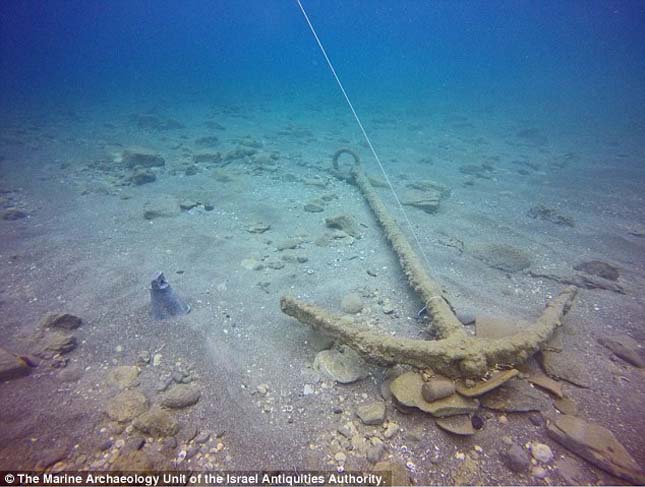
598,334,644,367
256,384,269,395
313,345,369,384
421,376,456,402
500,443,530,473
530,442,554,463
435,415,475,436
105,390,149,423
340,293,363,314
129,169,156,185
121,148,165,168
381,301,394,314
152,353,162,367
356,401,386,425
473,243,531,273
456,369,519,397
547,415,645,485
540,351,592,388
107,365,140,389
574,260,619,281
247,222,271,234
0,347,31,382
38,312,82,330
527,204,575,227
143,197,180,220
179,200,199,211
325,215,360,238
389,372,479,417
383,422,399,439
2,208,28,220
554,397,578,416
133,405,179,437
480,378,550,412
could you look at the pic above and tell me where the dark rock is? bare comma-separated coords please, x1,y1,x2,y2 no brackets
2,208,28,220
356,401,386,425
159,384,201,409
129,169,156,185
480,378,550,412
325,215,360,238
0,347,31,382
193,152,222,164
122,148,165,168
473,244,531,273
527,204,575,227
133,406,179,437
195,136,219,147
574,260,619,281
421,377,455,402
38,312,82,330
598,334,644,367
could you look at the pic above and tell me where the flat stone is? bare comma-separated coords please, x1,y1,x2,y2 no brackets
129,169,156,185
37,331,77,356
143,197,179,220
133,405,179,437
554,397,578,416
402,191,441,214
356,401,386,425
313,345,369,384
526,371,564,398
247,222,271,234
435,415,475,436
421,376,455,402
0,347,31,382
574,260,619,281
547,415,645,485
456,369,519,397
540,350,592,388
107,365,140,389
304,202,324,213
473,243,531,273
38,312,82,330
372,461,410,487
159,384,201,409
341,293,363,314
390,372,479,417
480,378,550,412
105,390,149,423
598,334,644,368
530,442,554,463
325,215,360,238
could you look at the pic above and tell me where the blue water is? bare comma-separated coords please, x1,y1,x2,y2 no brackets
2,0,644,127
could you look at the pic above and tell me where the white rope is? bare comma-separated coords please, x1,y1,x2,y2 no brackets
296,0,433,272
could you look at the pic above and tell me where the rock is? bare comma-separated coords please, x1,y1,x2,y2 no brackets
341,293,363,314
313,345,369,384
527,204,575,227
241,257,263,271
383,422,399,439
130,114,184,131
473,243,531,273
133,405,179,437
435,415,475,436
475,315,529,339
108,365,140,389
160,384,201,409
389,372,479,417
406,180,451,197
0,347,31,382
57,365,83,383
111,450,153,471
129,169,156,185
2,208,28,220
38,312,82,330
530,442,554,463
421,376,456,402
105,390,149,423
276,238,302,251
547,415,645,485
356,401,386,425
456,369,519,397
574,260,619,281
122,148,165,168
256,384,269,395
366,438,385,463
480,378,550,412
179,199,200,211
598,334,644,368
373,461,410,486
554,397,578,416
325,215,360,238
143,197,179,220
539,351,592,388
500,443,530,473
35,446,68,470
304,202,324,213
193,152,222,164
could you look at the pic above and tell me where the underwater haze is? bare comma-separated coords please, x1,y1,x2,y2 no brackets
1,1,645,485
